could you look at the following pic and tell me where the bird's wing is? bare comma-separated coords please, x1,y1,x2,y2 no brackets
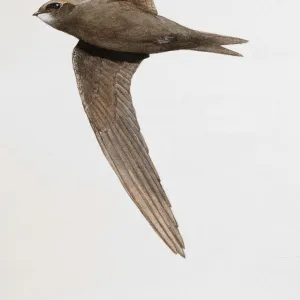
121,0,157,14
72,41,185,257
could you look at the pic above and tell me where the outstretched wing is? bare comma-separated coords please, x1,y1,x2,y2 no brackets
121,0,157,14
72,41,185,257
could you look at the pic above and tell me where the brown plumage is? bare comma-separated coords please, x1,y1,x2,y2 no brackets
33,0,247,257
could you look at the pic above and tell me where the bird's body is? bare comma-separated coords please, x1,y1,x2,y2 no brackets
58,1,193,53
37,0,246,55
34,0,247,257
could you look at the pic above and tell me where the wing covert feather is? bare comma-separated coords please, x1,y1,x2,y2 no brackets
72,42,185,256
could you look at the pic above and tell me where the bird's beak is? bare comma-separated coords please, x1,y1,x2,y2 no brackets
33,12,40,17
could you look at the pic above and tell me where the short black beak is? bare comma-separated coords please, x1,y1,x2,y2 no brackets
32,12,40,17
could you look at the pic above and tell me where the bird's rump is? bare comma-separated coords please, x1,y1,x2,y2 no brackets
72,41,185,256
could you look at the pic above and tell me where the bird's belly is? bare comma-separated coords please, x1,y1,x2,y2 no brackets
73,28,195,54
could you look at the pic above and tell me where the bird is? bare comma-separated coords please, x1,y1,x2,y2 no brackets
33,0,247,258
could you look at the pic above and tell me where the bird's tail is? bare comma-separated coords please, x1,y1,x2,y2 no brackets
191,31,248,57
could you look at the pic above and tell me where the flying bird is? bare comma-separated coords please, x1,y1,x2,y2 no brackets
33,0,247,257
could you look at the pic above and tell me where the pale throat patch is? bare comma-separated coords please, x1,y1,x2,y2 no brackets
38,13,55,25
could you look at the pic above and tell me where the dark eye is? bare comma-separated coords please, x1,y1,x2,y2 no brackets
45,3,61,10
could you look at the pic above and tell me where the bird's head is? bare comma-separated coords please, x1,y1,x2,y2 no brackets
33,1,75,28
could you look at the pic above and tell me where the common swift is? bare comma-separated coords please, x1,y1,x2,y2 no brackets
33,0,247,257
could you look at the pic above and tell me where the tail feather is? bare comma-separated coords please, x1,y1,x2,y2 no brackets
196,31,248,46
192,31,248,56
194,45,243,57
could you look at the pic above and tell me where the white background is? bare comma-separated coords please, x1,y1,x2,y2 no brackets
1,1,300,299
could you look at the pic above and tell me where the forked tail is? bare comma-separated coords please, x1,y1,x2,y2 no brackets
192,31,248,57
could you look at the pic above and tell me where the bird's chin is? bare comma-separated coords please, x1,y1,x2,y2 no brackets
38,13,55,26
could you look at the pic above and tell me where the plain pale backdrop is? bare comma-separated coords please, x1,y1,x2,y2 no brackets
1,0,300,299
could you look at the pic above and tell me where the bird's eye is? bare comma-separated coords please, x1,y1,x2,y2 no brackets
45,3,62,10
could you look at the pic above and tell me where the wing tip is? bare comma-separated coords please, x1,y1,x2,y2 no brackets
179,249,186,258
